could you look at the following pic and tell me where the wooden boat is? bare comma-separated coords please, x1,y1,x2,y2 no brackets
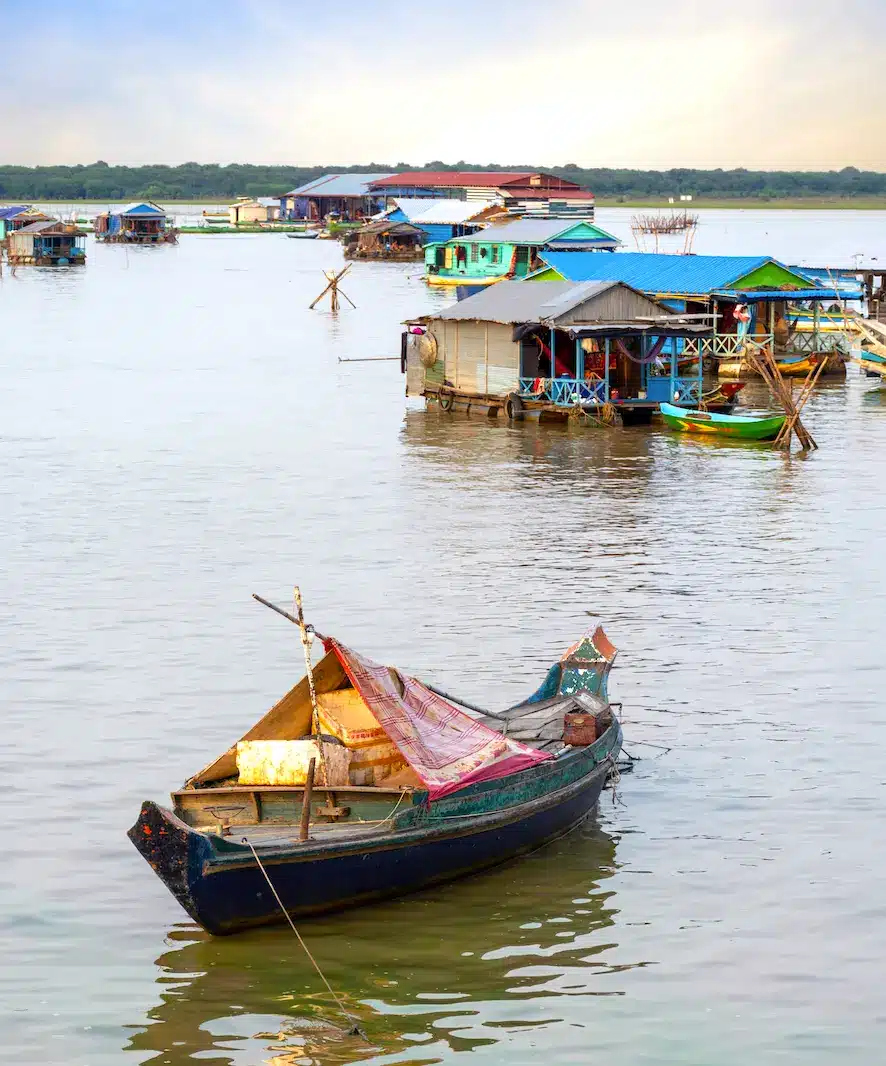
129,611,623,935
718,352,820,378
702,380,745,412
659,401,785,440
286,230,320,240
775,354,820,376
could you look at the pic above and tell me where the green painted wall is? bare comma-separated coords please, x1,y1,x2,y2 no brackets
731,260,813,290
557,221,617,241
424,240,515,280
527,266,563,281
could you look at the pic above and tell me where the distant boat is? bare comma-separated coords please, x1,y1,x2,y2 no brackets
659,401,785,441
128,615,623,935
286,230,320,239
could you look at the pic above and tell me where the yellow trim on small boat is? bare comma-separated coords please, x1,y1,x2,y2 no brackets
426,273,508,288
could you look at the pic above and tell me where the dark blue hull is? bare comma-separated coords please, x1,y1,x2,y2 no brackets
130,751,614,935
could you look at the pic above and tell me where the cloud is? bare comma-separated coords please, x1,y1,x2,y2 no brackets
3,0,885,168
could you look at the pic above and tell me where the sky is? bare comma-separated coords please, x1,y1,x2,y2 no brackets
3,0,886,170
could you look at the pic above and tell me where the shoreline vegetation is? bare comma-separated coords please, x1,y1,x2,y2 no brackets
4,161,886,207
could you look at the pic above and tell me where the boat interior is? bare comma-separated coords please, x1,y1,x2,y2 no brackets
174,633,617,840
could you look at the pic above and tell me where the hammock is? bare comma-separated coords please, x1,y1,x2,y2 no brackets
537,336,572,378
612,336,668,365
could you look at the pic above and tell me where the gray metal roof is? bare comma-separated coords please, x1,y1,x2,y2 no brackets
429,280,622,324
396,198,488,225
284,173,394,197
14,220,85,234
454,218,578,245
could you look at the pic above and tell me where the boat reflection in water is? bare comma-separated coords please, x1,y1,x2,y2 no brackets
125,821,631,1065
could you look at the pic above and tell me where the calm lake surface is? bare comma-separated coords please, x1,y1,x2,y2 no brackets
3,212,886,1066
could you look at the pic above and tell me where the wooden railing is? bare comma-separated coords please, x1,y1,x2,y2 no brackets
681,333,774,359
518,375,701,406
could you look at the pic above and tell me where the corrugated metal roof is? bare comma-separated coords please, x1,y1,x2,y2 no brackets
15,220,85,234
371,171,538,188
391,197,447,217
716,287,864,301
540,251,793,294
455,218,573,244
428,280,622,324
503,188,596,201
284,173,394,197
118,201,166,216
395,198,486,225
357,220,425,236
453,218,619,246
546,238,620,250
0,205,29,219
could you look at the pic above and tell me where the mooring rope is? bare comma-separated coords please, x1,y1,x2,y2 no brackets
605,753,624,806
243,838,365,1039
354,788,409,828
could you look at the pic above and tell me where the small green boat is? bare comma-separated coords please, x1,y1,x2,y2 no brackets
659,401,785,441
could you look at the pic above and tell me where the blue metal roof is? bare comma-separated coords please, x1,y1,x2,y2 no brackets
116,201,166,217
284,173,394,197
716,287,863,301
0,205,28,220
539,251,797,295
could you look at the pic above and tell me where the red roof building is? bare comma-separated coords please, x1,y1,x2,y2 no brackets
368,171,596,217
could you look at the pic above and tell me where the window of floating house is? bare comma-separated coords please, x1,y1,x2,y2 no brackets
490,245,501,264
470,244,479,262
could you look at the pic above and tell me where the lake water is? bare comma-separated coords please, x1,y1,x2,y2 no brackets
3,214,886,1066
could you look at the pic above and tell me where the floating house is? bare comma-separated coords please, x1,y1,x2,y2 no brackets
0,205,33,239
383,198,495,243
534,251,863,371
344,220,426,260
369,171,597,217
228,197,281,225
403,280,711,424
279,174,393,223
94,202,172,243
0,206,24,240
424,218,620,288
0,206,55,238
7,221,86,265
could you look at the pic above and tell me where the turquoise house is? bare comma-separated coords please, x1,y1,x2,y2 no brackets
425,218,620,288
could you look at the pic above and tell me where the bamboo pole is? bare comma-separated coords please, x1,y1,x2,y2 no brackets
743,335,822,450
309,264,354,311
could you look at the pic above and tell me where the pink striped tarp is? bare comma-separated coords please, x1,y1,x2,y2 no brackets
324,638,552,800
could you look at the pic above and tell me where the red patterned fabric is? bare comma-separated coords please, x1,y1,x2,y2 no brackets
324,639,551,800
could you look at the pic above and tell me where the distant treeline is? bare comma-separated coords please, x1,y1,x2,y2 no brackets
2,160,885,201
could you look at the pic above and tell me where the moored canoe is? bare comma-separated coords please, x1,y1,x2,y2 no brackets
659,401,785,441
